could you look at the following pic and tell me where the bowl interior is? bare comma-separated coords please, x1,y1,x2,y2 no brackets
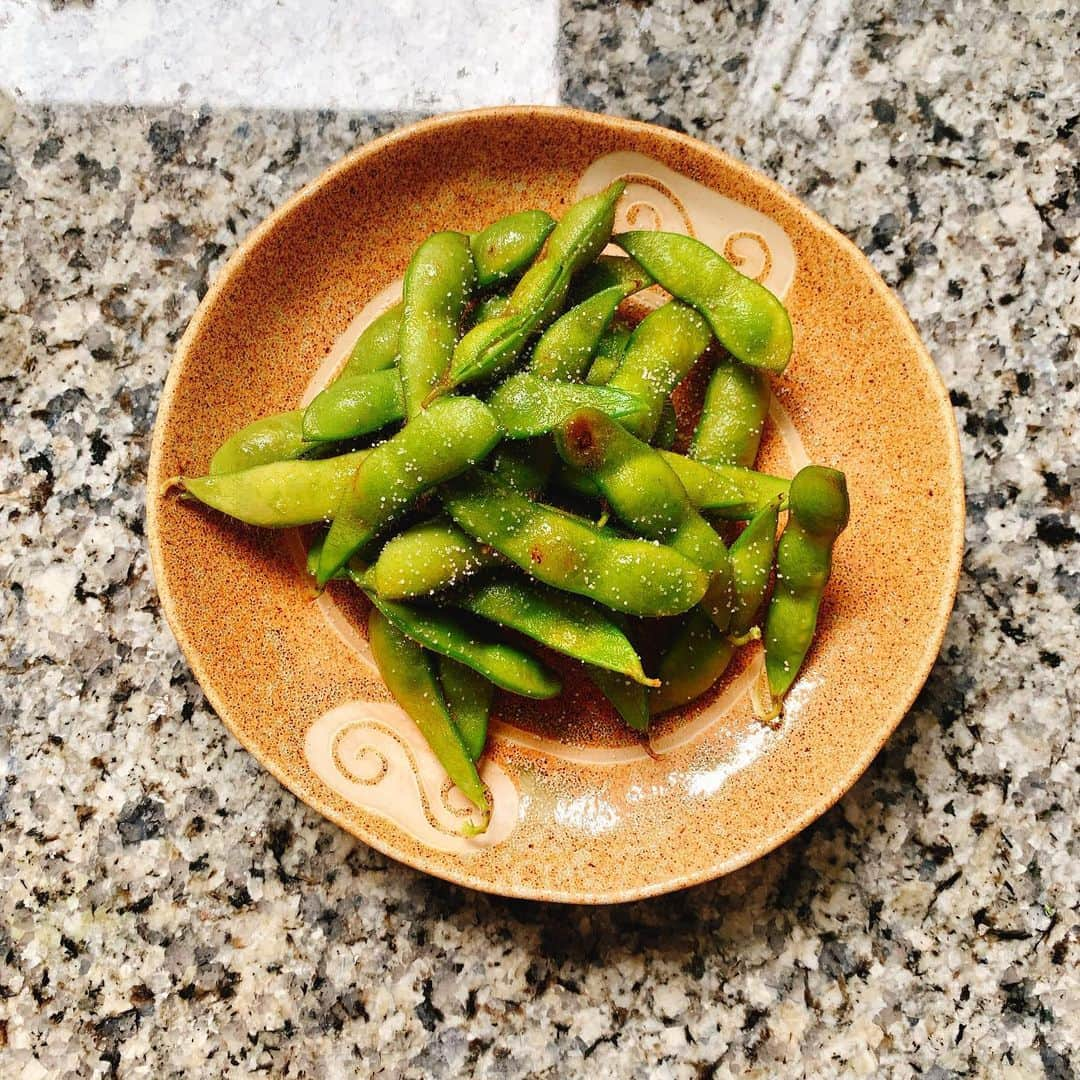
148,108,963,902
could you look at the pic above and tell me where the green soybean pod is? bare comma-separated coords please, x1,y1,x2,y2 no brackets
443,471,709,617
437,655,495,762
487,371,649,438
178,450,368,527
570,254,654,304
490,437,555,497
399,231,475,417
471,210,556,287
317,395,501,585
463,292,512,333
448,181,625,390
659,453,791,519
616,231,793,373
553,407,732,631
588,668,650,733
209,410,310,475
607,301,713,440
367,608,488,814
340,304,404,378
764,466,849,704
356,572,561,700
529,285,624,380
585,320,632,386
728,498,781,641
692,357,770,468
653,398,678,450
301,369,404,443
649,609,735,715
450,575,658,685
371,517,497,599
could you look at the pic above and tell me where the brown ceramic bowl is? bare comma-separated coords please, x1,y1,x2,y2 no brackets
147,107,964,903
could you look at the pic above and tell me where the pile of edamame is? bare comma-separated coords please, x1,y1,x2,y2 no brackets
174,182,849,824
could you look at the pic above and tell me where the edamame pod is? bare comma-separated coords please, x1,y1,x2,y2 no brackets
490,437,555,497
585,319,632,386
367,608,488,814
553,456,788,520
464,293,511,332
692,357,770,468
471,210,555,287
570,254,654,304
447,182,625,391
589,669,650,732
616,231,793,372
728,499,781,641
399,231,475,417
649,609,735,715
553,408,733,632
357,571,561,699
317,395,501,585
450,575,658,685
438,656,493,762
488,371,649,438
443,471,709,617
340,304,403,378
607,301,713,440
764,466,849,704
209,410,310,475
658,453,790,519
654,398,678,450
529,286,624,381
302,368,404,443
371,517,497,599
178,450,368,527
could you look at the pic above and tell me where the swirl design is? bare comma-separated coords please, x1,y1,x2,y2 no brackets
305,703,519,854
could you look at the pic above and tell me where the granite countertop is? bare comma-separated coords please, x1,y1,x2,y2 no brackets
1,2,1077,1076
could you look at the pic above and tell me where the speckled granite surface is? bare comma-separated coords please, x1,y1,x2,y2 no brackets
1,2,1078,1076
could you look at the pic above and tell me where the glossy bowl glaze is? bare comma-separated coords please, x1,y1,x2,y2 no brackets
147,107,964,902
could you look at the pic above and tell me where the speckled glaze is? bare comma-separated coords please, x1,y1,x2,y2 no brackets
146,107,964,902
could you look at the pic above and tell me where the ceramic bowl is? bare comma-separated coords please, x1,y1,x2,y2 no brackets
147,107,964,902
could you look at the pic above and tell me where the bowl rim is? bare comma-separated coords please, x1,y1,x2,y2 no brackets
146,105,965,904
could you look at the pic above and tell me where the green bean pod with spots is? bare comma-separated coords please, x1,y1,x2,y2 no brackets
470,210,555,288
367,608,488,815
606,301,713,440
487,371,649,438
398,231,475,417
529,285,624,380
317,395,501,585
443,471,709,617
649,609,735,715
301,368,404,443
176,450,368,527
355,568,561,699
692,357,770,468
370,517,497,599
447,181,625,391
728,498,781,642
764,466,849,706
437,656,493,762
553,407,733,632
209,411,310,475
449,574,657,685
616,231,793,372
